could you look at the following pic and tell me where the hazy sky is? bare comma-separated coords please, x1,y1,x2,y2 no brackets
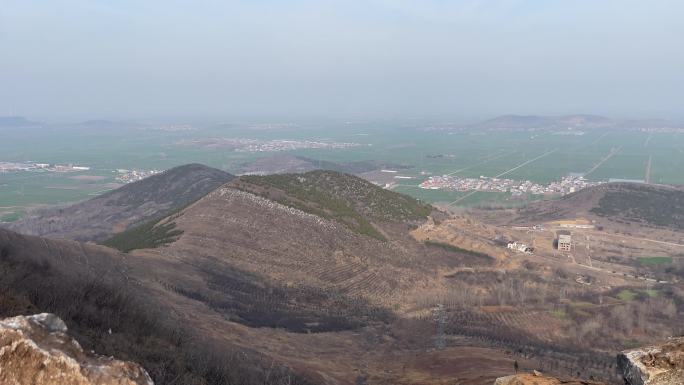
1,0,683,121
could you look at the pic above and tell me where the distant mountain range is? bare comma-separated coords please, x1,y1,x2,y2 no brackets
0,116,128,129
467,114,683,131
72,119,141,129
0,116,41,128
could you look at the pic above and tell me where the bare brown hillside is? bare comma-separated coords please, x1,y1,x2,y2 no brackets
0,228,312,385
142,185,474,307
115,173,620,383
5,169,680,384
119,178,540,384
3,170,522,385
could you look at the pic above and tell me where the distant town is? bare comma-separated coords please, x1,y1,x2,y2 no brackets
419,174,605,197
115,169,162,183
0,162,163,186
0,162,90,173
177,138,362,152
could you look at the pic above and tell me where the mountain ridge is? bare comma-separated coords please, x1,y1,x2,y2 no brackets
0,116,41,127
238,154,411,175
6,163,234,241
489,182,684,231
467,114,683,131
471,114,614,130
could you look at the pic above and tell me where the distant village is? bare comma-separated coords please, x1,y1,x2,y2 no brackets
0,162,90,173
419,174,605,197
0,162,162,185
235,139,361,153
177,138,362,153
115,169,161,183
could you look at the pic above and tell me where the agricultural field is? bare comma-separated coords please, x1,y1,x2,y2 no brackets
3,121,684,219
637,256,673,265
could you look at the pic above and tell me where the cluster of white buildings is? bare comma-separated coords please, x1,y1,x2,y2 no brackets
420,175,523,193
179,138,362,153
419,174,605,197
544,175,605,195
0,162,34,172
235,139,361,153
115,169,161,183
0,162,90,173
507,241,534,254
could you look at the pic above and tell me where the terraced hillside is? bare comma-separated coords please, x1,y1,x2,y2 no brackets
102,172,529,384
6,168,514,384
96,169,657,384
139,183,453,307
4,166,659,384
6,163,234,241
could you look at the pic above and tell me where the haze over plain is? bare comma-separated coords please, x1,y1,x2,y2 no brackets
1,0,683,121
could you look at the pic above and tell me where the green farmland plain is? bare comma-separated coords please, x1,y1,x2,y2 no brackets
2,121,684,219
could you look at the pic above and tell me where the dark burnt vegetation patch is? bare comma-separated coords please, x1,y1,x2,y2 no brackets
105,163,234,208
433,266,684,383
0,234,314,385
591,184,684,230
161,263,394,333
424,240,494,264
445,308,617,382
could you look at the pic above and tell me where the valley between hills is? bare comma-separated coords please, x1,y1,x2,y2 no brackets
2,164,684,385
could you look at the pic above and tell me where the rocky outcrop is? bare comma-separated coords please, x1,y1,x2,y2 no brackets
493,339,684,385
618,337,684,385
0,313,153,385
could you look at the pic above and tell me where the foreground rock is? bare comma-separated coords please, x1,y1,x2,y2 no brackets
0,313,153,385
618,337,684,385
